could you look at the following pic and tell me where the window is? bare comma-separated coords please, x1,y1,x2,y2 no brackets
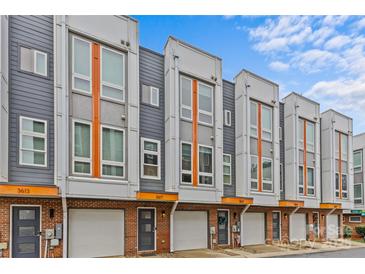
250,155,258,190
180,76,192,120
223,154,232,185
354,184,363,204
198,83,213,125
199,145,213,185
181,142,192,184
299,166,304,195
354,150,362,173
341,134,348,160
72,36,92,93
101,47,125,102
335,173,340,198
250,101,258,137
262,157,273,192
141,138,160,179
299,119,304,149
142,85,159,107
261,106,272,141
280,163,284,192
306,121,315,152
19,117,47,167
349,216,361,223
101,126,125,178
342,174,348,199
307,167,315,196
224,110,231,127
20,47,48,77
73,121,91,175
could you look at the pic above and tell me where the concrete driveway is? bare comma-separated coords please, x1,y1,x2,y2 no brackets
277,247,365,258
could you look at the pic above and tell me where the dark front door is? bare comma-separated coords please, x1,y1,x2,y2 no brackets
218,211,229,245
272,212,281,241
12,206,40,258
138,209,155,251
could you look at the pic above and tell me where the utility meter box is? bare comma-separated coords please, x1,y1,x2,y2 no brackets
210,226,216,235
55,223,63,239
44,229,54,240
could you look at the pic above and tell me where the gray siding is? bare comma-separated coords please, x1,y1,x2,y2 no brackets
8,16,54,185
223,80,236,196
139,47,165,192
280,102,285,199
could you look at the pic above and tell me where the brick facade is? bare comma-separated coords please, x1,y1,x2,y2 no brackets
343,214,365,240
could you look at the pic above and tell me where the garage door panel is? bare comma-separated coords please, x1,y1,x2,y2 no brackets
241,213,265,246
69,209,124,258
289,213,306,241
327,215,339,240
174,211,208,251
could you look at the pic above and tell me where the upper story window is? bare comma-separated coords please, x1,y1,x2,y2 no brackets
181,142,192,184
181,76,192,120
223,154,232,185
336,172,348,199
198,83,213,125
20,47,48,77
299,118,315,152
250,155,258,191
335,131,348,160
72,36,92,93
354,183,363,204
19,117,47,167
101,126,125,178
341,134,348,160
199,145,213,185
101,47,125,102
73,120,92,175
354,150,363,173
250,101,272,141
261,106,272,141
262,157,273,192
142,85,159,107
141,138,161,180
224,110,231,127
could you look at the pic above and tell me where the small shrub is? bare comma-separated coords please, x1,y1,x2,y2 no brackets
343,226,352,238
355,226,365,241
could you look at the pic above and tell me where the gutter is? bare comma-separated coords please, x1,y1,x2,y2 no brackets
169,201,179,253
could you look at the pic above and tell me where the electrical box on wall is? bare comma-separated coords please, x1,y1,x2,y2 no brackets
44,229,54,240
55,224,63,239
210,226,216,234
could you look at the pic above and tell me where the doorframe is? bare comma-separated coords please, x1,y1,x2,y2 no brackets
272,210,281,241
9,204,42,258
217,209,230,245
312,211,320,239
137,207,157,252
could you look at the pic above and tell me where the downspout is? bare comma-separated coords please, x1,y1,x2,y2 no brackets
169,201,179,253
173,53,179,192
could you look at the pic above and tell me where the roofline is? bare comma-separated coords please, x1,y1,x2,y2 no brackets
139,45,164,57
122,15,138,23
164,36,222,61
223,79,234,85
354,132,365,138
282,92,320,106
321,108,353,120
234,69,279,87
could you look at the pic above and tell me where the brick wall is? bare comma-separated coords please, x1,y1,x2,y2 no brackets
343,214,365,240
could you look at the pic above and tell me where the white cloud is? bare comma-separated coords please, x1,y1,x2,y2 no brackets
324,35,351,50
322,15,349,27
354,17,365,30
268,61,289,72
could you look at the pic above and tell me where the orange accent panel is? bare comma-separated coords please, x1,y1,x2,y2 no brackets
136,192,179,202
192,79,198,187
257,103,262,192
339,133,342,199
279,200,304,207
92,43,101,177
221,197,253,205
320,203,341,209
303,120,307,196
0,184,59,198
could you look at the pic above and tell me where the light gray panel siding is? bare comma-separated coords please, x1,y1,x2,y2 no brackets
223,80,235,197
280,102,285,198
139,47,165,192
8,15,54,185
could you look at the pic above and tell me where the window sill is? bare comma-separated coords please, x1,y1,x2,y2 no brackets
68,176,129,184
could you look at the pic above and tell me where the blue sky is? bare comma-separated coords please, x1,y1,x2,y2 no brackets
133,15,365,134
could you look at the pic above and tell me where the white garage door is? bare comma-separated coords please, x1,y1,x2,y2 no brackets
173,211,208,251
290,213,306,242
68,209,124,258
327,215,339,240
241,213,265,246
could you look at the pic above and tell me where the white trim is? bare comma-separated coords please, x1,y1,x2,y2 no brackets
150,86,159,107
141,137,161,180
223,153,232,185
180,141,192,185
349,216,361,223
197,81,214,126
262,156,273,192
10,204,42,258
217,209,230,245
33,50,48,77
100,124,125,179
71,35,92,94
180,76,193,121
137,207,157,252
198,144,214,186
72,119,92,176
100,46,125,103
19,116,48,168
272,211,281,241
224,110,231,127
354,150,363,173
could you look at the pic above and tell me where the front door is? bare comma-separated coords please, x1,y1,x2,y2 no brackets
313,212,319,239
12,206,40,258
272,212,281,241
218,211,229,245
138,209,155,251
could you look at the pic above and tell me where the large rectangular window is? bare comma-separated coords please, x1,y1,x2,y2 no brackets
19,117,47,167
335,173,340,198
181,142,192,184
101,126,125,178
72,36,92,93
73,121,91,175
250,101,258,137
250,155,258,190
198,83,213,125
342,173,348,199
223,154,232,185
341,134,348,160
307,167,315,196
354,183,363,204
299,166,304,195
180,76,192,120
261,106,272,141
141,138,161,180
306,121,315,152
199,145,213,185
354,150,362,173
101,47,125,102
262,157,273,192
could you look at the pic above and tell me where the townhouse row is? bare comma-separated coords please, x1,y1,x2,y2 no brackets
0,15,358,258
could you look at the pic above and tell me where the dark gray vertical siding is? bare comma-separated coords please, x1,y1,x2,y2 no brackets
8,16,54,185
139,47,165,192
279,102,285,199
223,80,236,196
